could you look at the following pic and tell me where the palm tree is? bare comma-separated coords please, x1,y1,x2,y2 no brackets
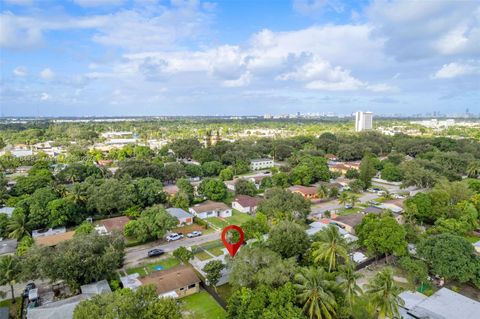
339,264,362,310
68,183,86,205
467,161,480,178
294,267,337,319
338,192,349,206
317,185,329,199
312,225,350,272
0,255,20,303
348,194,359,208
8,211,29,240
365,267,404,319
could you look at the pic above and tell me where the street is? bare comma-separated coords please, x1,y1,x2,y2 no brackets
123,231,220,267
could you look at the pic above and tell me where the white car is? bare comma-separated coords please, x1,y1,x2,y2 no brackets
187,231,202,238
166,233,184,242
393,194,405,199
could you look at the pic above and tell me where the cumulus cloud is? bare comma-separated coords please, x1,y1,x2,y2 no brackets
433,62,480,79
40,92,49,100
368,0,480,60
40,68,54,80
13,66,27,76
4,0,34,5
293,0,344,15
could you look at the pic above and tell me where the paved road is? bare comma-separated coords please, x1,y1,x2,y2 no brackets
309,192,379,217
123,231,221,267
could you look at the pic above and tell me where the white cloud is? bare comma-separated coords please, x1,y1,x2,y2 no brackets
433,62,480,79
293,0,344,15
40,92,49,100
73,0,126,7
13,66,27,76
40,68,54,80
368,0,480,60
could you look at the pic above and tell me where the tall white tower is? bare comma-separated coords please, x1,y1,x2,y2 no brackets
355,111,373,132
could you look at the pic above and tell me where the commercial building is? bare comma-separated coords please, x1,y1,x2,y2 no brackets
355,111,373,132
250,158,274,170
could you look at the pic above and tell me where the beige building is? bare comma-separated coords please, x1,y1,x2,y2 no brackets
139,265,200,298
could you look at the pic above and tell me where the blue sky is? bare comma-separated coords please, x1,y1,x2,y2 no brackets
1,0,479,116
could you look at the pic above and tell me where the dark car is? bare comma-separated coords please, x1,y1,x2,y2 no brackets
147,249,165,257
22,282,36,298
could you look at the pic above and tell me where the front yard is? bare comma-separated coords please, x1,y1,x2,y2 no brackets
205,210,253,229
182,291,226,319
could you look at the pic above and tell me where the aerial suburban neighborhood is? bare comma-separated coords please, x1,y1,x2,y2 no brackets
1,0,480,318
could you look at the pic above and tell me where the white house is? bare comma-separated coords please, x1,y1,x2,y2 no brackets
166,208,194,226
189,201,232,219
232,195,261,214
250,158,274,170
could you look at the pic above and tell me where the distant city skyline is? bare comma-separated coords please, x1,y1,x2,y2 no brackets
1,0,479,116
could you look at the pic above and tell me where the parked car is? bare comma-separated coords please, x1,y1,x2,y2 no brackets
22,283,36,298
166,233,184,242
147,248,165,257
393,194,405,199
366,188,377,193
344,204,353,209
187,231,202,238
368,200,380,206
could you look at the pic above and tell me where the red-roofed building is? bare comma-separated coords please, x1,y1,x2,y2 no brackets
232,195,262,214
288,185,318,199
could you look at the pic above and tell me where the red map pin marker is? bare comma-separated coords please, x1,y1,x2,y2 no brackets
221,225,244,257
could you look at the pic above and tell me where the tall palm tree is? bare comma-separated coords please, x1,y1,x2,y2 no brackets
8,211,29,240
294,267,337,319
349,194,359,208
338,192,349,206
317,185,329,199
0,255,20,303
365,267,404,319
339,264,362,310
312,225,350,272
467,161,480,178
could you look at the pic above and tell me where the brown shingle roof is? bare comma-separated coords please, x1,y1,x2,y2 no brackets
333,213,364,228
100,216,130,232
191,200,230,214
288,185,317,196
234,195,262,208
36,231,75,247
139,265,200,295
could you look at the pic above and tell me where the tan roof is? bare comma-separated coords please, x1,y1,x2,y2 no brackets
191,200,229,213
100,216,130,232
36,231,75,247
139,265,200,294
333,213,364,228
288,185,317,196
163,185,179,195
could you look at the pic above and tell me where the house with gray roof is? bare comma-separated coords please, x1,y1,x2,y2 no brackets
166,208,193,226
399,288,480,319
0,238,17,256
0,207,14,217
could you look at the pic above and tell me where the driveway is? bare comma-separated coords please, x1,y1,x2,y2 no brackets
124,231,220,267
309,192,379,217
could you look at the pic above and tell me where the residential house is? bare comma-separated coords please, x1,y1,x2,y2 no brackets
35,231,75,247
250,158,274,170
232,195,262,214
166,208,194,226
95,216,130,235
189,201,232,219
328,163,351,175
139,265,200,298
0,239,18,256
399,288,480,319
27,280,111,319
306,220,358,243
325,154,338,161
224,179,238,192
288,185,318,199
332,213,364,234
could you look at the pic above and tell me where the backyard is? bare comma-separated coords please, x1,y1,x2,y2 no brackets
182,291,226,319
124,256,180,277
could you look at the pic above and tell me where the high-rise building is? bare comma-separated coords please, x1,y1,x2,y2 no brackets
355,111,373,132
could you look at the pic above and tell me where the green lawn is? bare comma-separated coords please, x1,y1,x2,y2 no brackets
226,210,253,225
194,251,213,261
126,256,180,276
208,247,225,256
216,284,233,302
182,291,226,319
464,235,480,243
206,211,253,229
